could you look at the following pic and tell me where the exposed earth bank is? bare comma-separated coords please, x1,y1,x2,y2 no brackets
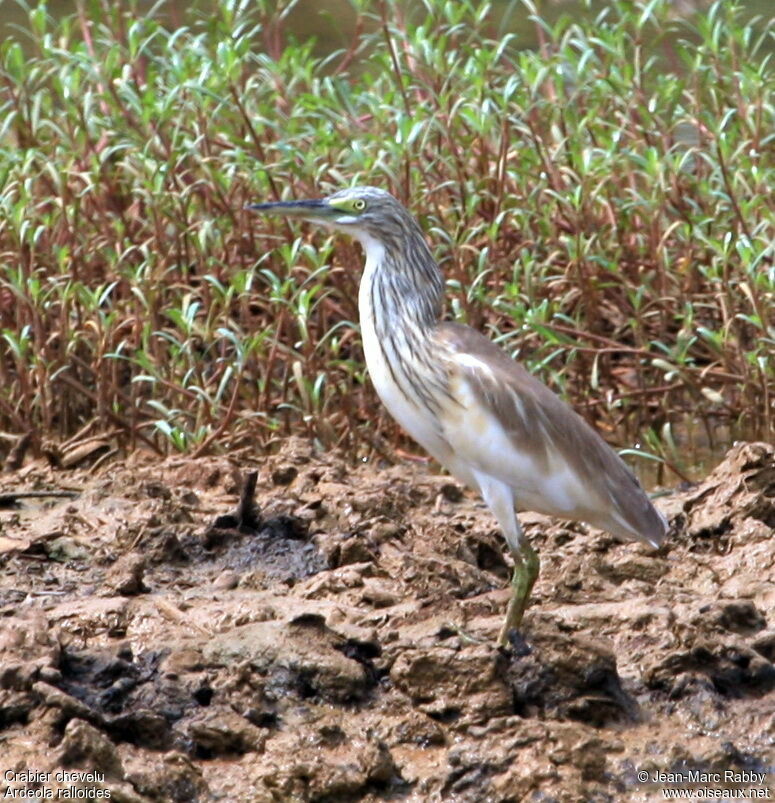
0,440,773,802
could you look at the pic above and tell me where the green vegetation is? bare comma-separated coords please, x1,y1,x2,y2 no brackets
0,0,772,481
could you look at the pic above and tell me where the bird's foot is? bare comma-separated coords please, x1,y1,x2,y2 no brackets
497,588,530,647
497,627,532,656
440,621,487,645
497,542,540,648
497,604,526,648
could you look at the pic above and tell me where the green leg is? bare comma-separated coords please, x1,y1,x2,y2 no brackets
497,541,540,647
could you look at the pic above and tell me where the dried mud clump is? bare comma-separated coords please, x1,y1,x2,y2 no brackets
0,440,773,801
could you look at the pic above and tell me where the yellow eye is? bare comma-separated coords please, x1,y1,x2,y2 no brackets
352,199,366,211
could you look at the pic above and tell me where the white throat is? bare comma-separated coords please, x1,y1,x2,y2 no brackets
351,228,386,273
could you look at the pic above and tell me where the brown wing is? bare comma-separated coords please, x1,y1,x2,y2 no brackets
436,322,667,546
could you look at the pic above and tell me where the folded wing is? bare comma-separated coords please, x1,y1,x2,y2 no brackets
435,322,667,547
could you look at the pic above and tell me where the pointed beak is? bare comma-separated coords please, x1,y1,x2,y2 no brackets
246,198,334,220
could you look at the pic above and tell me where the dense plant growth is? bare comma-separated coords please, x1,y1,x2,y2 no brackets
0,0,772,482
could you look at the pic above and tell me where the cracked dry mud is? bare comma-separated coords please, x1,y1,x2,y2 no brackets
0,440,773,802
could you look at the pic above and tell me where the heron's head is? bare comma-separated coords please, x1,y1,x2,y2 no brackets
248,186,419,254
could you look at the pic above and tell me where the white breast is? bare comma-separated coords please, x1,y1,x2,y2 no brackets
356,235,459,471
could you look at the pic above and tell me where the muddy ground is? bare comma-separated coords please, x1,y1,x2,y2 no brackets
0,439,773,802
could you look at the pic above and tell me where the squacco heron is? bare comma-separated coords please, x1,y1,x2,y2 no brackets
249,186,668,647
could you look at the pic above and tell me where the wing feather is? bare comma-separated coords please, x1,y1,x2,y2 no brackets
435,322,667,546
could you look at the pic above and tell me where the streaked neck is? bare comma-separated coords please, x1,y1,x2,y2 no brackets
355,228,444,332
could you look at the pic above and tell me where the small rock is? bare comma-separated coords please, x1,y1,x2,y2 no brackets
146,531,188,564
160,647,204,676
104,554,148,596
390,644,512,720
386,710,445,746
187,708,266,755
107,709,172,751
715,600,766,634
0,688,34,727
440,483,464,502
121,749,207,802
179,490,200,507
213,570,239,590
57,718,123,778
569,737,608,782
45,536,91,563
272,465,298,485
0,612,60,673
142,480,172,500
360,579,399,608
266,514,308,540
38,666,63,684
338,536,377,567
265,735,399,800
32,681,97,722
370,520,403,543
596,552,669,584
504,625,636,724
643,641,775,698
203,618,370,704
49,597,129,639
752,630,775,662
